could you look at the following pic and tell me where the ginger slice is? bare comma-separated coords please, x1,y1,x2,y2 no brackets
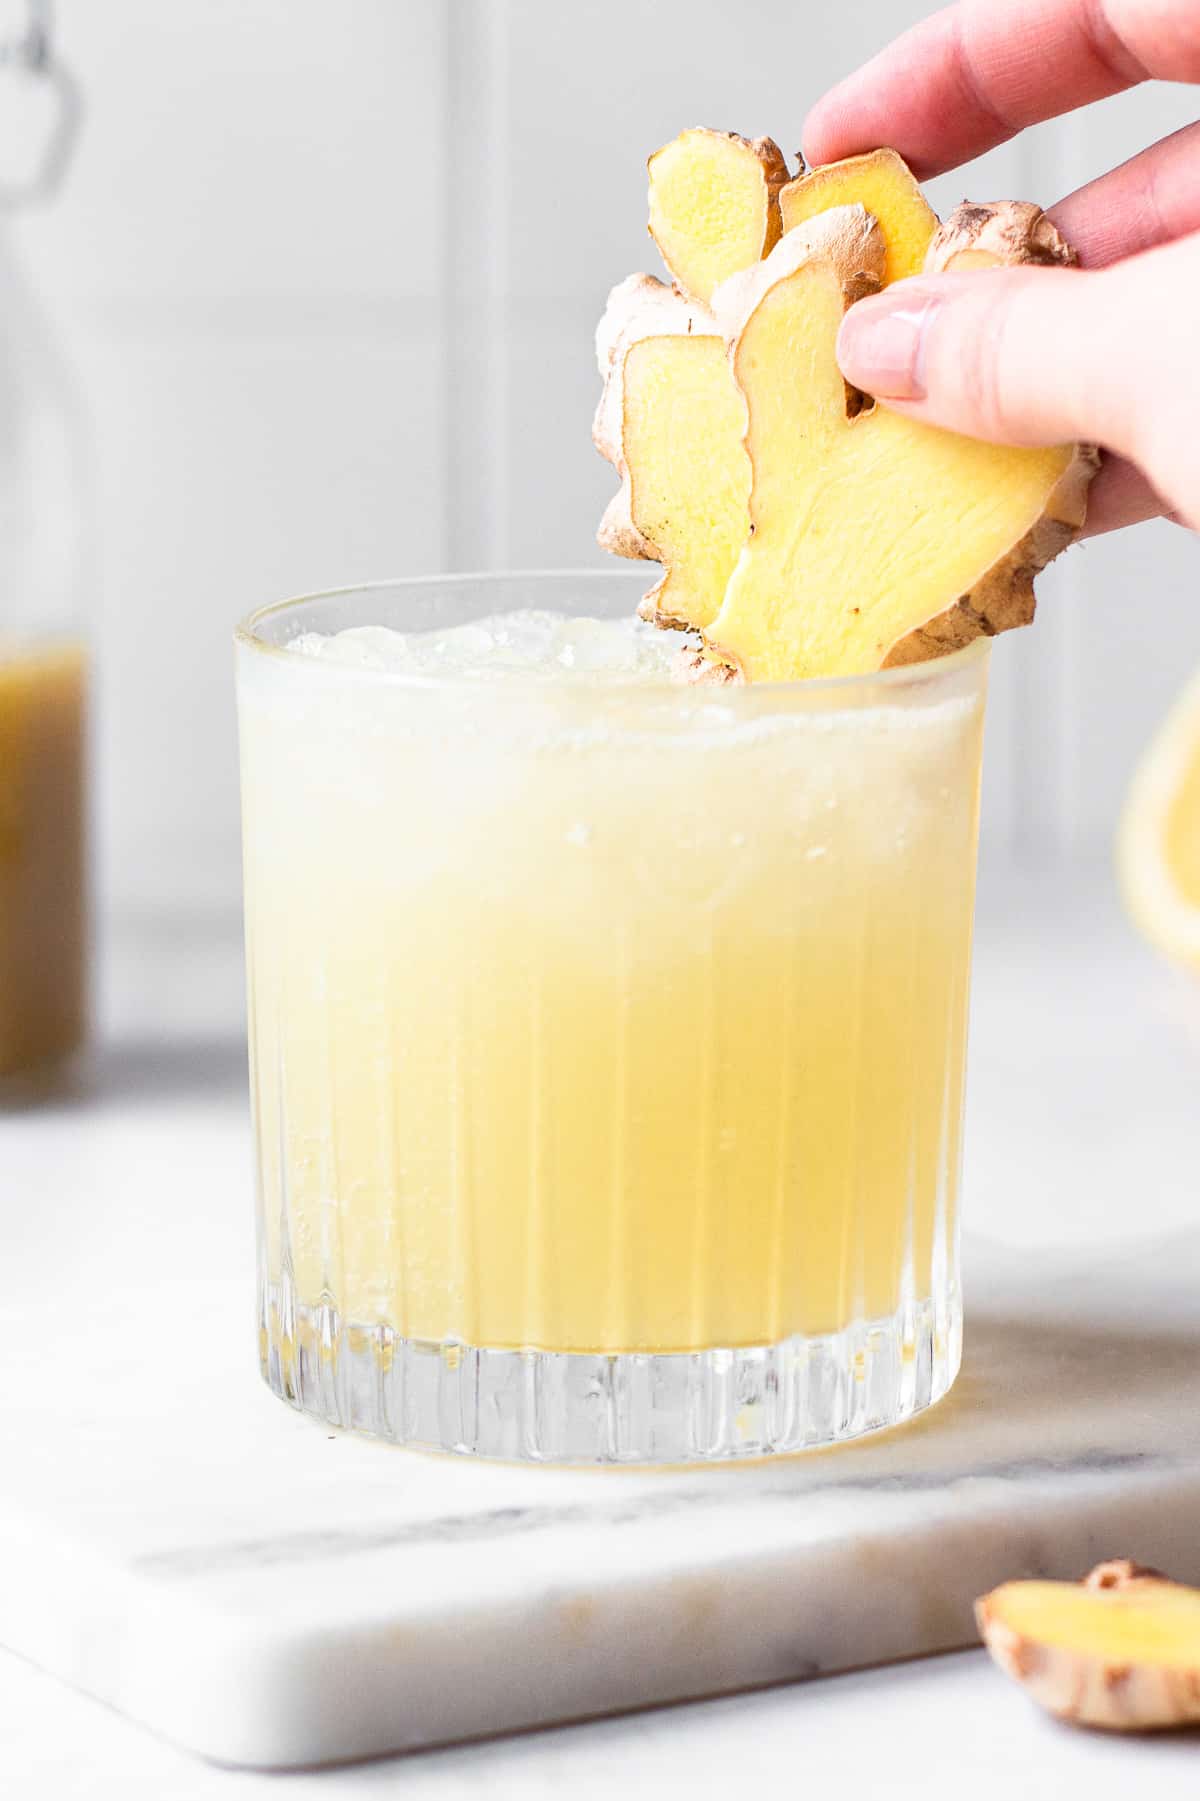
592,273,711,566
700,202,1096,682
593,273,751,630
977,1561,1200,1732
647,128,789,305
780,147,938,285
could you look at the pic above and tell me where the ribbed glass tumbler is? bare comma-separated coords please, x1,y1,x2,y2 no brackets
236,572,988,1463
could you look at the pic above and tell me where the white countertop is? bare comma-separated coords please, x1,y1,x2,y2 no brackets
4,865,1200,1794
7,1621,1200,1800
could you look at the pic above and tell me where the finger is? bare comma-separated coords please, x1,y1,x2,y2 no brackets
1079,453,1172,536
836,266,1122,448
835,234,1200,530
1048,120,1200,268
803,0,1199,180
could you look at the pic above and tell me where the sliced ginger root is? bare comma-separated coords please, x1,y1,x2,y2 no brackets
977,1561,1200,1732
593,274,751,630
780,147,938,284
699,196,1096,682
596,126,787,629
604,134,934,635
647,129,789,305
597,145,1097,678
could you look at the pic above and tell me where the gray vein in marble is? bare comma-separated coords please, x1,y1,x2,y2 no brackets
130,1449,1178,1580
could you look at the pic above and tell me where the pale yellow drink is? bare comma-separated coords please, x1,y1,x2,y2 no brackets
237,574,986,1460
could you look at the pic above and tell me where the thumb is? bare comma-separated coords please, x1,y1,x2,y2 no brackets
836,240,1200,532
836,263,1132,454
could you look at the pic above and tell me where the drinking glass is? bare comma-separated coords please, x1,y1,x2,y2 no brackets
236,571,987,1462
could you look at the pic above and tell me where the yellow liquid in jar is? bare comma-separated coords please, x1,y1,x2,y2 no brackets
0,643,87,1082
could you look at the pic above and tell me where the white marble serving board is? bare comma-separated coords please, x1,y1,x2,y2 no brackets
4,883,1200,1771
6,1214,1200,1769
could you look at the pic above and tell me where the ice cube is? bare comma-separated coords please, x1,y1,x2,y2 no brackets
283,605,681,686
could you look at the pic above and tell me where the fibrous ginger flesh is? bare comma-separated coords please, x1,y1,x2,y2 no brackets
780,148,938,285
989,1578,1200,1668
647,129,787,305
619,332,752,630
705,243,1077,682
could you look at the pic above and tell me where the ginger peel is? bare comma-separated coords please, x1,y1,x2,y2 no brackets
977,1561,1200,1732
647,129,789,305
926,200,1077,274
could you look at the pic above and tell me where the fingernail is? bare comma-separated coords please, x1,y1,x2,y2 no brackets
836,292,942,400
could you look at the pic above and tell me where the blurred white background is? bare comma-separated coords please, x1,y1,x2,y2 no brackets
6,0,1199,934
4,19,1200,1781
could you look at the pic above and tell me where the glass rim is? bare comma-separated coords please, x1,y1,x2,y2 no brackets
234,568,991,696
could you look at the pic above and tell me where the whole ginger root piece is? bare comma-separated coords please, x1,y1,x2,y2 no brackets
647,128,789,305
699,197,1096,682
596,142,1097,680
977,1561,1200,1732
592,274,751,629
780,147,938,284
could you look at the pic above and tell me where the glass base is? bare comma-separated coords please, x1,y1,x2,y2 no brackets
259,1272,961,1464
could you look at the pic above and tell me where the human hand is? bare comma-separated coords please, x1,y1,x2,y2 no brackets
804,0,1200,534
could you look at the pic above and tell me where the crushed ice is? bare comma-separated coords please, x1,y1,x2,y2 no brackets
289,609,684,685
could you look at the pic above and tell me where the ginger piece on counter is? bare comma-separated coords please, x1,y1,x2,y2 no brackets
977,1561,1200,1732
647,128,789,305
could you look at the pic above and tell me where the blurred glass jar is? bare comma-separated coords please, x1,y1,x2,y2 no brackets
0,11,89,1093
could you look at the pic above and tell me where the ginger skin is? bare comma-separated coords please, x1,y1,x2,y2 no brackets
978,1561,1200,1733
670,643,740,687
926,200,1077,274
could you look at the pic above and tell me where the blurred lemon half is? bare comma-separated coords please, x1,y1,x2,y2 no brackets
1119,667,1200,970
